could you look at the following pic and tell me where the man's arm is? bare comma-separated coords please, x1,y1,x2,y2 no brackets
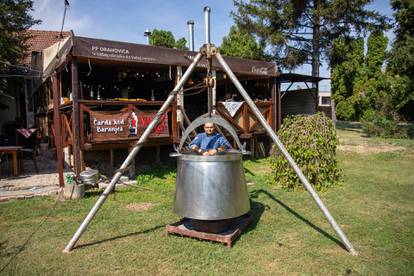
216,136,232,150
189,134,203,153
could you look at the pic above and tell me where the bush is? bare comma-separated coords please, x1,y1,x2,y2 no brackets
361,110,410,138
270,113,341,191
335,100,355,121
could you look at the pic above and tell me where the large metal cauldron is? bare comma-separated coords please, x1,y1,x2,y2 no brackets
173,114,251,221
174,152,250,220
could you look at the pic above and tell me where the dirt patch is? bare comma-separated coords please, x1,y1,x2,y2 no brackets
337,144,405,154
126,202,154,212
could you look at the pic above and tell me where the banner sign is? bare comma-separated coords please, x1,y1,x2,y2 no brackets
72,36,278,77
90,110,169,142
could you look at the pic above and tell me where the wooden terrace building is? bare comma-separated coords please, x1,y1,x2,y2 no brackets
32,35,283,186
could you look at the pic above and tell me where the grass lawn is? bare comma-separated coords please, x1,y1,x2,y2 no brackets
1,129,413,275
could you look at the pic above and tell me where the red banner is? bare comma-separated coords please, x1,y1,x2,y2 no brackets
90,110,169,142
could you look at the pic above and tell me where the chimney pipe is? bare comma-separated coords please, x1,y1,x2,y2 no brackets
144,29,152,45
203,6,211,44
187,20,195,51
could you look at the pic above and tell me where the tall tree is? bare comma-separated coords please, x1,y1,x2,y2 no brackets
330,37,364,120
220,25,266,60
150,29,188,50
232,0,388,81
359,31,388,113
331,31,389,121
387,0,414,120
0,0,40,69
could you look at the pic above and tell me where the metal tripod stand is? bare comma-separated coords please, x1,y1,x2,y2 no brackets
64,6,357,256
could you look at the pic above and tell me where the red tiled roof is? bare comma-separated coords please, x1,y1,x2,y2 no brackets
22,30,72,65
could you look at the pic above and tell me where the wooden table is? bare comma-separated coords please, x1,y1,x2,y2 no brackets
0,146,22,176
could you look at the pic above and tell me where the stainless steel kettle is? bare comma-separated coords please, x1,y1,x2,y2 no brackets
171,114,250,220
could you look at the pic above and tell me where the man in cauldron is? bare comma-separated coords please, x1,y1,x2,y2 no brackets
189,122,232,156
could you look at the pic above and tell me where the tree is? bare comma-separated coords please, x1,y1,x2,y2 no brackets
232,0,388,81
220,25,266,60
387,0,414,120
150,29,188,50
358,31,388,114
365,31,388,79
330,37,364,120
0,0,40,69
150,29,175,48
331,31,390,121
175,37,187,50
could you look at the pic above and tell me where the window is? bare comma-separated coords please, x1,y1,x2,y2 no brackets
321,96,331,105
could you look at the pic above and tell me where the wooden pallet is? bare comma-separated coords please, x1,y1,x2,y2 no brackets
166,213,253,247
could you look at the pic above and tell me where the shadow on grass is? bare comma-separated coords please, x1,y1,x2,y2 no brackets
82,182,155,199
83,188,134,199
336,121,362,130
0,199,60,273
250,189,347,251
138,162,176,180
74,224,165,250
244,167,256,176
243,200,267,234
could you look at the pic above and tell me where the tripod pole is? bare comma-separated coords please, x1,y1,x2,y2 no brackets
63,52,203,253
215,52,358,256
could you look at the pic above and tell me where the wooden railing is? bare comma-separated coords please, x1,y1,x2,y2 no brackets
216,101,274,139
51,99,274,151
53,100,177,150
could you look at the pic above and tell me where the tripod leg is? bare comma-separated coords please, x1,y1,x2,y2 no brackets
63,52,203,253
215,52,358,256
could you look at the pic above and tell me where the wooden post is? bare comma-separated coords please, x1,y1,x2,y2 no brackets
242,103,248,134
52,73,64,187
71,57,82,177
109,148,114,168
79,104,85,146
128,146,135,179
80,151,85,171
276,78,282,130
172,101,178,143
271,78,277,131
175,66,182,143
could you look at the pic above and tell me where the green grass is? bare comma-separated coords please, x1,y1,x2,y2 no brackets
1,131,413,275
336,121,414,148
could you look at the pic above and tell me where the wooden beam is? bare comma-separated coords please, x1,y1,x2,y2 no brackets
271,78,277,131
242,103,249,134
277,79,282,130
79,105,85,146
215,105,245,133
109,148,114,168
128,146,135,179
72,57,82,177
172,100,178,143
52,73,64,187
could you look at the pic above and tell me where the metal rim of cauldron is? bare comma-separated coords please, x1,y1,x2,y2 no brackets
176,151,242,162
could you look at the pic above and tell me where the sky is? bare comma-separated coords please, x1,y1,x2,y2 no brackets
30,0,395,92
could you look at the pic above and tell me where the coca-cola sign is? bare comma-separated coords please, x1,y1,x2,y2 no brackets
251,66,268,75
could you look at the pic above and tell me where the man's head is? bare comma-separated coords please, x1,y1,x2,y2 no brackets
204,122,215,135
